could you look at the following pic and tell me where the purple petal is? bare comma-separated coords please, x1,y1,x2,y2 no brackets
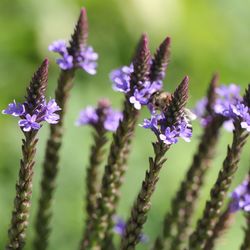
2,101,25,117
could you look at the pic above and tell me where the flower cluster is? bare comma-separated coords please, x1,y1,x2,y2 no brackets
110,65,163,110
194,84,242,131
141,113,192,145
223,102,250,132
2,99,61,132
230,178,250,212
194,84,250,132
49,40,98,74
113,216,148,243
76,99,123,132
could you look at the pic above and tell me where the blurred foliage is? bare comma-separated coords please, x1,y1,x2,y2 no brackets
0,0,249,249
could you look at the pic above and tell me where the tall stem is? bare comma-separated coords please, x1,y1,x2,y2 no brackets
153,116,224,250
6,131,38,250
86,99,139,249
189,123,249,249
80,129,107,249
204,205,233,250
33,69,75,250
121,142,169,250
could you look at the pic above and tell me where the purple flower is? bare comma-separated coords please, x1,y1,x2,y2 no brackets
140,115,161,134
110,64,163,111
230,179,250,213
104,109,123,131
49,40,73,70
110,65,133,93
129,81,163,110
129,87,148,110
56,55,74,70
113,216,126,236
49,40,98,74
216,84,241,99
113,216,148,243
159,127,178,145
48,40,68,55
76,103,123,132
2,101,25,117
177,121,192,142
18,114,40,132
3,98,61,132
213,84,242,115
44,99,61,124
193,84,243,129
142,112,192,145
146,80,163,95
141,117,158,130
223,102,250,131
76,46,98,75
76,107,98,126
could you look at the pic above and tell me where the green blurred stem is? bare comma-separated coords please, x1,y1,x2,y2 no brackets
6,131,38,250
86,98,139,250
204,205,233,250
80,129,107,249
189,123,249,250
33,69,75,250
121,141,169,250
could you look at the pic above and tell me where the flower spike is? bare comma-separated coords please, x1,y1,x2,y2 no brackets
166,76,189,126
2,60,60,132
189,122,249,249
4,60,57,250
150,36,171,82
205,73,219,115
85,34,151,249
78,99,122,248
130,33,151,89
34,8,95,250
121,74,192,249
49,8,97,74
25,58,49,112
152,75,224,250
68,8,88,55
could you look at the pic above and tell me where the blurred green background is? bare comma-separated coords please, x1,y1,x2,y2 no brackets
0,0,250,249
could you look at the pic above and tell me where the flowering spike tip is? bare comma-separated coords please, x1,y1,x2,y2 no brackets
150,36,171,81
130,34,151,88
25,59,49,112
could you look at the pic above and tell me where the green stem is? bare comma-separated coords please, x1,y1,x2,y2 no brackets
80,129,107,249
121,142,169,250
6,131,38,250
189,123,249,249
204,205,233,250
86,99,139,250
33,69,75,250
153,116,224,250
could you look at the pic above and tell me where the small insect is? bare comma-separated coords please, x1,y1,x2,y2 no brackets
149,91,172,112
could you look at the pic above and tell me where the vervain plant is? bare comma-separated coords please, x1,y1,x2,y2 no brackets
2,6,250,250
